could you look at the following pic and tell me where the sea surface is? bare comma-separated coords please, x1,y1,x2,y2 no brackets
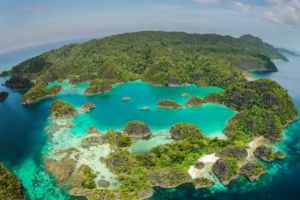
0,44,299,200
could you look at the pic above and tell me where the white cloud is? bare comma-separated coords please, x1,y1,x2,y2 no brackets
263,0,300,25
193,0,300,26
231,0,300,26
232,2,251,13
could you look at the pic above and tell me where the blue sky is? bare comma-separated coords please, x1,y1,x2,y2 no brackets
0,0,300,53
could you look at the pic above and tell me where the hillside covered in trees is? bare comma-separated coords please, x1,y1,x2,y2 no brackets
2,31,286,91
0,164,26,199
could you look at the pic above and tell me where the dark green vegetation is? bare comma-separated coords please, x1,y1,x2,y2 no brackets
0,70,9,77
225,106,283,140
0,92,8,102
0,164,25,199
157,99,182,109
146,168,192,188
216,146,248,160
169,123,202,140
3,31,286,95
79,165,97,189
50,100,77,118
22,85,61,105
212,157,239,185
185,96,203,107
123,121,152,139
240,162,267,181
84,79,113,95
254,145,284,162
81,130,132,148
88,130,226,200
193,178,215,189
4,76,33,90
102,130,132,147
205,78,298,140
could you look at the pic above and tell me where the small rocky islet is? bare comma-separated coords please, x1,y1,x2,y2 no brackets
123,120,152,139
185,96,203,107
0,91,8,102
50,100,78,118
1,32,298,200
82,102,96,113
157,99,182,109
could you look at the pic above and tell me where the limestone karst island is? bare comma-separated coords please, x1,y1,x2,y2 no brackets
0,1,300,200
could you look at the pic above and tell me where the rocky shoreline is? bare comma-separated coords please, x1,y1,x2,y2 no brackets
0,91,8,102
157,99,182,109
0,164,27,199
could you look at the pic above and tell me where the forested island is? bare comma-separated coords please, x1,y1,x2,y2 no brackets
0,164,26,199
0,31,287,103
0,31,297,200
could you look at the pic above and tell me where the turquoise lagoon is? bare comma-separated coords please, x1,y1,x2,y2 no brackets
53,80,234,137
0,77,236,199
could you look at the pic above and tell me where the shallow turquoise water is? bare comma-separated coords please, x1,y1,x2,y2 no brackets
56,81,234,137
0,74,235,199
1,44,299,200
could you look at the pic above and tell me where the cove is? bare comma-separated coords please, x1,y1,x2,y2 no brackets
0,78,236,199
54,80,235,138
40,80,236,195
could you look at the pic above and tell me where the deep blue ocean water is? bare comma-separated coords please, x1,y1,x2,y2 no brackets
0,44,299,200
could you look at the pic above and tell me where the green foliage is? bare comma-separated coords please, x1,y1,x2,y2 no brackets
146,168,191,188
254,145,276,162
169,123,202,140
203,92,225,104
84,79,113,95
50,100,77,118
193,177,215,189
102,130,132,147
0,70,9,77
0,164,25,199
225,106,283,140
79,165,97,189
212,157,239,183
203,78,297,140
225,130,254,146
105,149,150,193
22,85,61,104
220,78,297,126
157,99,182,109
217,145,248,160
241,162,266,181
6,31,285,92
123,121,152,139
185,96,203,107
4,76,33,90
